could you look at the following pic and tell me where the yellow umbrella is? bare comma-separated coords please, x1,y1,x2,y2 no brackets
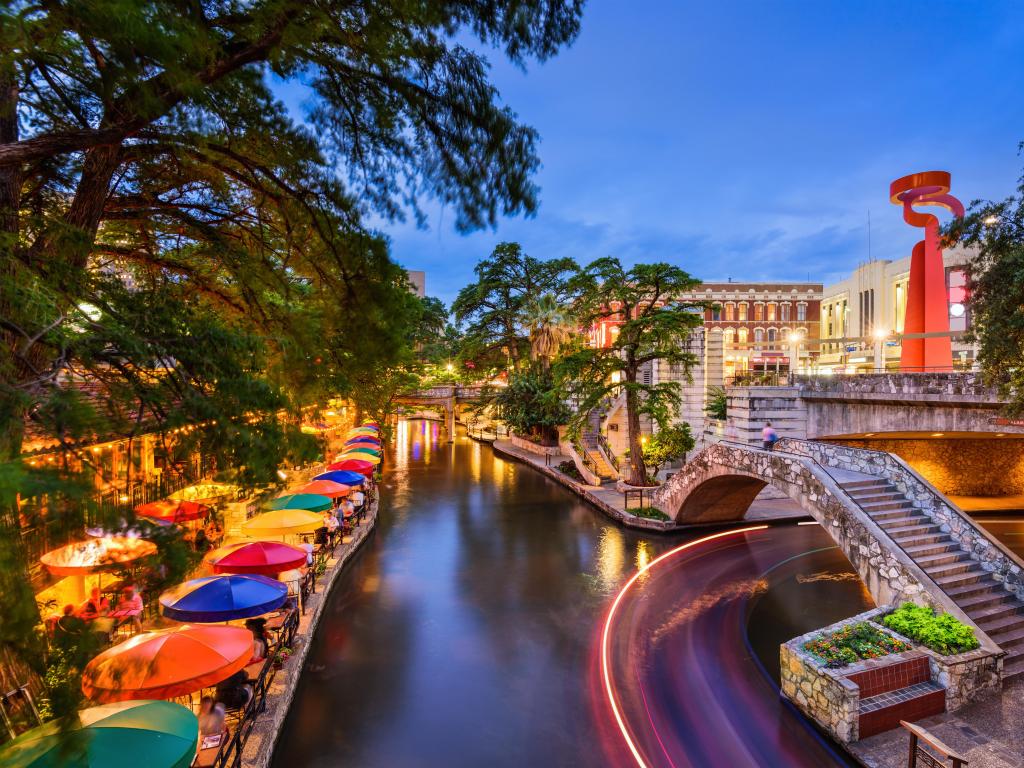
341,451,381,465
241,508,324,537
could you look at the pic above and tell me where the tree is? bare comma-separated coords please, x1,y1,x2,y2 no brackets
642,423,695,479
524,294,574,370
452,243,578,371
556,258,705,485
491,368,570,444
945,161,1024,414
706,386,728,421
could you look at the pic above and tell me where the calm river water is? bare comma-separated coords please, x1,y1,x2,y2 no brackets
272,420,878,767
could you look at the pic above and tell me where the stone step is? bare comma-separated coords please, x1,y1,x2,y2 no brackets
916,550,972,570
944,579,1004,601
934,568,989,589
1004,657,1024,680
922,558,978,579
841,479,893,490
891,532,953,548
862,500,917,513
903,541,963,558
883,522,943,538
970,602,1024,627
871,507,924,522
850,492,907,504
956,590,1019,613
987,625,1024,651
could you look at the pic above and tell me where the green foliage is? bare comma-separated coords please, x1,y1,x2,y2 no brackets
490,368,570,442
804,622,911,668
882,602,980,655
944,162,1024,414
556,258,705,484
556,460,584,483
631,506,670,522
452,243,579,372
642,424,695,478
706,386,728,421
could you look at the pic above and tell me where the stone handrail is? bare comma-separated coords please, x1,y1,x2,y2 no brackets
776,438,1024,603
793,372,996,400
561,439,602,486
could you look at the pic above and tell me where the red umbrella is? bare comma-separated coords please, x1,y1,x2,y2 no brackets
135,499,210,524
294,479,351,498
344,441,381,452
204,540,308,576
82,625,252,702
327,459,374,476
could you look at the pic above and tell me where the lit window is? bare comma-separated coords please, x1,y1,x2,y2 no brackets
738,303,748,321
797,303,807,321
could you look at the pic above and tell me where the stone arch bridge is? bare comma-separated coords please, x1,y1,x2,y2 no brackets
653,438,1024,681
393,386,485,441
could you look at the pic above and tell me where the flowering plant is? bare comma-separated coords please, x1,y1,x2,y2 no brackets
804,622,910,668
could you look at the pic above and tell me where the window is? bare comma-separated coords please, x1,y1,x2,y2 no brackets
767,328,777,344
737,328,748,345
724,303,735,321
754,328,764,347
711,306,721,322
766,303,776,321
947,269,968,332
780,303,790,322
797,303,807,322
738,303,748,321
753,303,764,321
723,328,735,347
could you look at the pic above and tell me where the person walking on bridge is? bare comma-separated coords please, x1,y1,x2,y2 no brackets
762,422,778,451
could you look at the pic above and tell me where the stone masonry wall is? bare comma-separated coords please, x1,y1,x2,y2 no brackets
777,439,1024,605
833,438,1024,497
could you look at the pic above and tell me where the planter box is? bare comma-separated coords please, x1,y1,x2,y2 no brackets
509,434,561,456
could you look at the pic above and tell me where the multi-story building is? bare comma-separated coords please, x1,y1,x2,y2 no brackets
815,246,976,372
406,270,426,298
677,282,823,381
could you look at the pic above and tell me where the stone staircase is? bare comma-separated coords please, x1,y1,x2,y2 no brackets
841,477,1024,681
845,653,946,739
580,399,617,483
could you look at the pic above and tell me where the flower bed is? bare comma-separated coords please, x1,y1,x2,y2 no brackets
556,460,584,483
882,602,980,655
804,621,911,668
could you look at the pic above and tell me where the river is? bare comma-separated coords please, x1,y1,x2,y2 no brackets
271,420,885,767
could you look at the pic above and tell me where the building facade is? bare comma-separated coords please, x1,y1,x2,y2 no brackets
677,282,823,381
815,246,975,372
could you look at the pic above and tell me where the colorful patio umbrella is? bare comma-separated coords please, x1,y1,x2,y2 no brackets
40,537,157,577
344,440,381,450
316,469,366,485
135,499,210,524
325,460,374,477
82,625,252,702
242,508,324,537
295,479,351,498
160,574,288,623
0,700,198,768
346,428,378,438
340,451,381,464
343,447,381,458
266,493,333,512
346,433,380,442
204,540,308,576
168,483,238,505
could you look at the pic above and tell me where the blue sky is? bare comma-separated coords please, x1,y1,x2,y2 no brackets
293,1,1024,304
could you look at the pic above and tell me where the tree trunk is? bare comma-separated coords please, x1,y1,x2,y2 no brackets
624,373,648,485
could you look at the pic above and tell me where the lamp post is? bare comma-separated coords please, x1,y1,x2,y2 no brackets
872,328,890,373
786,328,805,382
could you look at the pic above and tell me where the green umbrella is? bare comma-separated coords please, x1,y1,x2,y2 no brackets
0,700,198,768
266,493,332,512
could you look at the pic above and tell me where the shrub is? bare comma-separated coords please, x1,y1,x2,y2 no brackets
632,506,670,522
804,622,911,668
882,602,980,655
556,460,584,482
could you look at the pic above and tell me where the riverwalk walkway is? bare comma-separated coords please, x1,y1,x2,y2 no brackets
489,439,807,532
239,493,379,768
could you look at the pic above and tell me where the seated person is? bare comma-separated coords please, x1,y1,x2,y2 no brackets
215,669,253,710
245,618,269,663
340,498,355,521
114,587,144,633
321,510,339,534
350,488,365,510
198,695,226,737
77,587,110,620
56,604,86,638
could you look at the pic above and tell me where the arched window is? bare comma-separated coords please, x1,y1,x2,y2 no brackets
797,303,807,321
767,328,777,344
766,303,776,321
754,328,764,345
737,328,748,345
753,303,764,321
738,303,748,322
724,303,735,322
780,303,791,321
723,328,736,347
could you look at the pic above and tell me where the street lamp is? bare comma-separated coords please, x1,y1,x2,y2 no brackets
872,327,890,373
786,328,805,380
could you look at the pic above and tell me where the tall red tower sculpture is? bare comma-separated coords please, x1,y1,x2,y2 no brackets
889,171,964,372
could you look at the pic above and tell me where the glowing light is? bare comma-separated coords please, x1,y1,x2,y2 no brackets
600,525,769,768
276,469,288,480
872,327,889,341
949,303,965,318
931,432,944,437
984,215,999,226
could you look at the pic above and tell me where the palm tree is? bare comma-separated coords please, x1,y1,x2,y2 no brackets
524,294,573,369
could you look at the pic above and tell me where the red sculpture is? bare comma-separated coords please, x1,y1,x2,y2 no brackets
889,171,964,372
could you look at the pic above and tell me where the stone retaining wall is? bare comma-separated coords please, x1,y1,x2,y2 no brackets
509,433,561,456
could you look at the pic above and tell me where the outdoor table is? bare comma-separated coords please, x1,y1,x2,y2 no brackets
243,660,265,683
193,730,228,767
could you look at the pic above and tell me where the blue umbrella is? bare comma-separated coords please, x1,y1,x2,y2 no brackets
159,574,288,623
315,470,367,486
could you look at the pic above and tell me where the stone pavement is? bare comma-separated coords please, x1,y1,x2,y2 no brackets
850,679,1024,768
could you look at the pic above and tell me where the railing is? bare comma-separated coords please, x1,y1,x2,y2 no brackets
623,487,655,511
596,433,620,473
901,721,968,768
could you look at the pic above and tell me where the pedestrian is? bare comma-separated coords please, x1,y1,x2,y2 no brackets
762,421,778,451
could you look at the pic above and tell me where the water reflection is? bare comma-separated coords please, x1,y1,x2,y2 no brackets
274,422,874,768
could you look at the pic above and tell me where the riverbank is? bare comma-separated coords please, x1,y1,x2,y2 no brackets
490,438,809,532
241,493,379,768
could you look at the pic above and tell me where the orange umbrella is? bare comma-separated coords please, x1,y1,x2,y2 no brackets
40,537,157,577
294,479,350,498
135,499,210,524
82,625,252,702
